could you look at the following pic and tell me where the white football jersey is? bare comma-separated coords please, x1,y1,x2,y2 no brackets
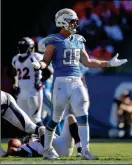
12,52,43,94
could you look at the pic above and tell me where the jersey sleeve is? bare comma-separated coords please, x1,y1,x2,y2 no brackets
76,35,87,55
34,52,43,61
44,34,60,47
73,34,86,49
12,55,17,68
79,35,86,49
44,37,55,46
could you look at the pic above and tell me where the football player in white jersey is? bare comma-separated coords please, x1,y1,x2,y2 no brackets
7,114,83,158
12,37,44,126
1,91,45,151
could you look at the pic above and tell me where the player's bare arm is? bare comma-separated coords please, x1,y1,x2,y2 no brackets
80,48,128,68
40,44,55,68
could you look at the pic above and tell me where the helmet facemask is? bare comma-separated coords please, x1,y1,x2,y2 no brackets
63,19,79,34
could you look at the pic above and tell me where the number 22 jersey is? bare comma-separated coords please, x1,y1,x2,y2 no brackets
44,33,86,78
12,52,43,96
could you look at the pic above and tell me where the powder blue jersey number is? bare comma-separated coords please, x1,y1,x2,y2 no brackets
63,49,80,66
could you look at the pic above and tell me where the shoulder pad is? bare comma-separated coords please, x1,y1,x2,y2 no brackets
33,52,43,61
44,34,62,42
12,55,19,68
72,34,86,43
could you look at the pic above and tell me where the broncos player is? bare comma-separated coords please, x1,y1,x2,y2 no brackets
7,114,82,158
12,37,45,126
32,8,127,160
1,90,45,140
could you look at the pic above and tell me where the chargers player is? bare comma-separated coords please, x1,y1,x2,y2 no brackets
32,9,127,160
12,37,44,126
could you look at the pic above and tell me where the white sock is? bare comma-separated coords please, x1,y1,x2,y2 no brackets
44,129,55,150
78,125,90,152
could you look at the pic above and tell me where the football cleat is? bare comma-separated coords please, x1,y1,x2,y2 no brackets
43,147,59,160
76,152,82,157
81,150,99,160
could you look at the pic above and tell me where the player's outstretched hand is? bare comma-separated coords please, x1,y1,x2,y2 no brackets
32,61,41,70
108,53,128,67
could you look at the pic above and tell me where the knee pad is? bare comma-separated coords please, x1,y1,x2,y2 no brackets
76,115,88,125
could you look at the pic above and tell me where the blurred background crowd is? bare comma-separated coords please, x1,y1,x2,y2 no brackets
1,0,132,139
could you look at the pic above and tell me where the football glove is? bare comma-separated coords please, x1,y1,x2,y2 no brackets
32,61,41,70
41,67,53,82
108,53,128,67
12,84,20,95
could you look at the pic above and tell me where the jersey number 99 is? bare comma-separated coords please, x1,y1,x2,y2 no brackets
63,49,80,65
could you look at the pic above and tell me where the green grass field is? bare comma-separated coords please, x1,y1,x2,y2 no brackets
1,142,132,164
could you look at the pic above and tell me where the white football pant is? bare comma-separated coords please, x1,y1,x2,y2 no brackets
52,76,89,123
17,88,43,124
2,93,37,133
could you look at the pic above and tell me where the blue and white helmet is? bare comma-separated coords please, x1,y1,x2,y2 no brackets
55,8,79,34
